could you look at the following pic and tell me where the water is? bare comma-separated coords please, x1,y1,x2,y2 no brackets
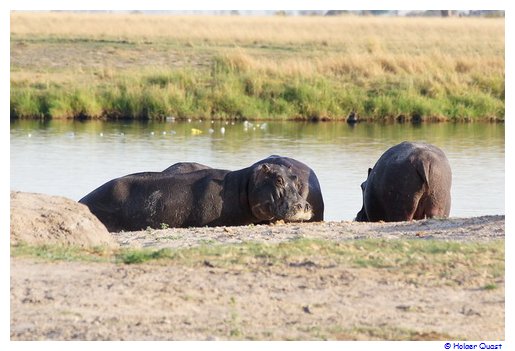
10,119,505,221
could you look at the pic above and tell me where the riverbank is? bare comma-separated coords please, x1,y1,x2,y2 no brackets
10,13,504,121
10,192,505,340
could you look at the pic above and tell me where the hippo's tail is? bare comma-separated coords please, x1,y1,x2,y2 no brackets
414,158,431,188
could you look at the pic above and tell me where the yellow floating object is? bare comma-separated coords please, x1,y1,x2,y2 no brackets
191,128,203,135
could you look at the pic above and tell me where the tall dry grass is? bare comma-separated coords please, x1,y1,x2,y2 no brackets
11,12,504,53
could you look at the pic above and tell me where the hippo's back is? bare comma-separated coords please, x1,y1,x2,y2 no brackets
365,141,451,221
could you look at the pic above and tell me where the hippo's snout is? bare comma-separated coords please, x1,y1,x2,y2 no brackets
284,200,313,222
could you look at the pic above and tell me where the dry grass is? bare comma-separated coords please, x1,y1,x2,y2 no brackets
10,12,504,52
11,12,504,79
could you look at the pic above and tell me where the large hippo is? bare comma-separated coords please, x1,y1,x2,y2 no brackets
161,156,324,222
79,160,313,232
355,141,452,222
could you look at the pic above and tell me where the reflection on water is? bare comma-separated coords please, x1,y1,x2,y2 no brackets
10,119,505,221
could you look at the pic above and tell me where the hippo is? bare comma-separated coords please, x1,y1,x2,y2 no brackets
355,141,452,222
162,162,211,174
252,156,324,222
79,160,313,232
161,156,324,222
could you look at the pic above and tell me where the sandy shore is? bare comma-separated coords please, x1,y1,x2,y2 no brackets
11,211,505,341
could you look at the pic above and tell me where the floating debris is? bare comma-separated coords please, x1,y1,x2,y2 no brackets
191,128,203,135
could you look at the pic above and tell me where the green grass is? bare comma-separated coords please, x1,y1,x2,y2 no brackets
11,238,505,288
10,59,505,121
11,243,113,263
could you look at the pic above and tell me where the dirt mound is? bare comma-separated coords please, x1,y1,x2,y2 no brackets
10,191,117,248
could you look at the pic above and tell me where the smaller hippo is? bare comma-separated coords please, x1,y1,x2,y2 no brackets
355,141,452,222
162,162,211,174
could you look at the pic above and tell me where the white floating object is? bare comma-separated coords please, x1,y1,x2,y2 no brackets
208,128,214,134
220,127,225,134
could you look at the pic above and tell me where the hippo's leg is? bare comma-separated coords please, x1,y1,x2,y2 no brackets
414,194,448,219
384,192,422,222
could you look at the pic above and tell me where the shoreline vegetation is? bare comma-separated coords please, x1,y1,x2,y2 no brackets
10,13,505,122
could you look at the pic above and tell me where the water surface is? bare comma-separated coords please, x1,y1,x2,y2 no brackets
10,120,505,221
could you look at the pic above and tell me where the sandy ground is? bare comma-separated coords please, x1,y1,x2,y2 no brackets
10,192,505,340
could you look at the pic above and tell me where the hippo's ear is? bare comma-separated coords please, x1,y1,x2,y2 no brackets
368,168,372,176
260,164,272,174
252,163,272,184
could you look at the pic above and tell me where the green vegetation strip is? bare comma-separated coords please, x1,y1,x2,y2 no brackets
10,55,504,121
11,238,504,284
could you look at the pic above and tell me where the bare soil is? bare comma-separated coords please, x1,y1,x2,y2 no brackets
10,192,505,341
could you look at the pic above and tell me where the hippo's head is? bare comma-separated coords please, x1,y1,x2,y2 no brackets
355,168,371,222
248,163,313,222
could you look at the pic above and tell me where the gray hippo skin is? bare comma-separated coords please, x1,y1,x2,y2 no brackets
162,156,324,222
252,155,324,221
79,162,313,231
355,141,452,222
162,162,211,174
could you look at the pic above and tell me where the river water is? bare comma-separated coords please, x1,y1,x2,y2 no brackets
10,119,505,221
